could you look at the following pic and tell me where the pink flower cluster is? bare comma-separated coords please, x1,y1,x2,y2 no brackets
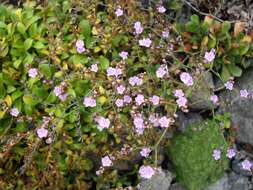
83,96,96,107
28,68,38,78
53,82,68,101
134,21,143,35
76,39,85,54
212,148,236,161
107,67,122,78
129,76,143,86
204,48,216,63
139,38,152,47
180,72,194,86
96,116,110,131
174,89,188,109
156,64,168,78
138,165,155,179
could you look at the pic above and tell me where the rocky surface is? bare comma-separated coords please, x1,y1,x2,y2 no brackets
205,172,252,190
139,170,173,190
220,68,253,146
188,72,216,110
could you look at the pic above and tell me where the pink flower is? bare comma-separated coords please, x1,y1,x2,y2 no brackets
97,116,110,131
241,159,252,171
107,67,122,78
162,31,169,38
76,40,85,54
156,64,168,78
129,76,143,86
157,5,166,13
135,94,145,105
53,86,63,97
101,156,113,167
139,165,155,179
204,49,216,63
119,51,128,60
212,149,221,160
28,68,38,78
133,115,145,134
115,98,124,107
77,46,85,54
224,80,234,90
139,38,152,47
116,85,126,94
134,21,143,35
76,39,84,48
115,7,123,17
174,89,185,98
59,93,68,101
83,96,96,107
90,64,98,72
226,148,236,159
123,95,132,103
37,128,48,138
149,95,160,105
10,108,19,117
159,116,170,128
149,114,160,127
210,95,219,104
176,96,187,107
140,147,151,157
240,89,249,98
180,72,194,86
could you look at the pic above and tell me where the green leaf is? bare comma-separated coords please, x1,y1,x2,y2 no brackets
227,64,242,77
190,14,200,25
11,90,23,101
17,22,26,35
221,65,231,81
39,64,52,78
23,94,38,106
99,56,109,70
24,38,33,50
80,19,91,38
221,21,231,34
23,53,34,65
34,41,45,49
239,43,250,55
13,59,22,68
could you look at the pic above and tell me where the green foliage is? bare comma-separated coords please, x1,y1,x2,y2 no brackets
167,120,229,190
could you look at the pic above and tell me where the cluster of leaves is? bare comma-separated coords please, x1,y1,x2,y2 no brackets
0,0,251,189
176,14,253,80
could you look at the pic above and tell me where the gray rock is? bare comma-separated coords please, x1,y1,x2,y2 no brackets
228,172,251,190
169,183,186,190
205,172,251,190
139,170,173,190
220,68,253,146
175,111,203,132
188,72,216,110
205,174,229,190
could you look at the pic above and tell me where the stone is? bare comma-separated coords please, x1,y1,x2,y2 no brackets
169,183,186,190
228,172,251,190
188,72,216,110
220,68,253,146
204,172,251,190
139,170,173,190
175,111,203,132
205,174,229,190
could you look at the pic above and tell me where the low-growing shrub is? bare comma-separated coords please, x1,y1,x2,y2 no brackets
0,0,251,189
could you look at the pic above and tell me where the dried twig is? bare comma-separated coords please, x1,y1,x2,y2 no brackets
181,0,224,22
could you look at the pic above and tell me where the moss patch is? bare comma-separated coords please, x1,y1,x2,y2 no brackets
167,119,229,190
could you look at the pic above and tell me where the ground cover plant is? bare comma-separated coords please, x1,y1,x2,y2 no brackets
0,0,253,189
